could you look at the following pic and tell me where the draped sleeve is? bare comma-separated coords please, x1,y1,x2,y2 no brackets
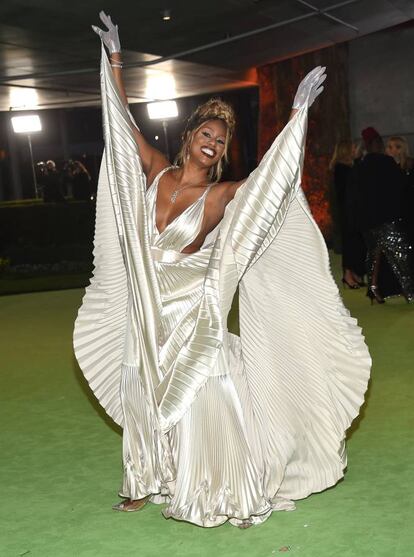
73,45,163,428
222,108,371,492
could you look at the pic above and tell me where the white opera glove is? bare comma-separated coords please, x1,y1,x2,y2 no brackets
292,66,327,109
92,11,121,54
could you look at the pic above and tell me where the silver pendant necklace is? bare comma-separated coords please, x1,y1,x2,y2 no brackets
170,183,207,204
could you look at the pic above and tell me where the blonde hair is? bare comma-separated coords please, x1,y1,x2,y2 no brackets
329,140,353,170
387,136,411,171
175,98,236,182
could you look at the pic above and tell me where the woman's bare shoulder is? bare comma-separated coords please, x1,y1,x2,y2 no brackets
146,160,172,189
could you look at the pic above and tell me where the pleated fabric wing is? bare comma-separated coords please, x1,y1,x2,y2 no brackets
236,180,371,498
73,158,127,427
204,103,371,498
73,45,163,429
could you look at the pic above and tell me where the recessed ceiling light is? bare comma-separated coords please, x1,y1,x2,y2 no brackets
10,87,39,110
162,9,171,21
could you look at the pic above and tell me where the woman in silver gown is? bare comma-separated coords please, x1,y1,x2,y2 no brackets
73,12,371,528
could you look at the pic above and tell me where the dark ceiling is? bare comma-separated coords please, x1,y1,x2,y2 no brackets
0,0,413,111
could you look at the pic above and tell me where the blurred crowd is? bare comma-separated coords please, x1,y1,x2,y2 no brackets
36,159,94,203
330,130,414,303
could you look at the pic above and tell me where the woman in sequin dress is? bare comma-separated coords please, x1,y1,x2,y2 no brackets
387,136,414,244
353,127,414,303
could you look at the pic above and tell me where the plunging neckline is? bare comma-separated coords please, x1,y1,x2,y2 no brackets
152,168,212,236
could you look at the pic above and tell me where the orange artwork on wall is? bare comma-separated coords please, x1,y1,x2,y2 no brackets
257,43,351,241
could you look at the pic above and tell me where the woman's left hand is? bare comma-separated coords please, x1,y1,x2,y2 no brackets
292,66,327,109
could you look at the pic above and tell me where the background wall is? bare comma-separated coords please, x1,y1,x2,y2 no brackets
257,21,414,240
258,43,350,238
348,21,414,150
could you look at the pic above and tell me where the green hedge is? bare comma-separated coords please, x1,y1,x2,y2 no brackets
0,200,95,265
0,273,91,296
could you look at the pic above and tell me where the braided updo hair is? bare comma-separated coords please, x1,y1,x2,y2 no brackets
175,98,236,182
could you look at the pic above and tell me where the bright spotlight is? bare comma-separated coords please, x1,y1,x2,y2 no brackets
11,115,42,134
145,73,177,100
147,100,178,120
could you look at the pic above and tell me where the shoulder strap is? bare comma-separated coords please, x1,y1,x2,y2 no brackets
203,181,215,197
150,165,174,189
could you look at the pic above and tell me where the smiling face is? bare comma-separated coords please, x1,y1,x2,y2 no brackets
189,119,228,169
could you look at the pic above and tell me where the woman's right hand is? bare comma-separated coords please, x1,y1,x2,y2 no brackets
93,10,169,181
92,11,121,54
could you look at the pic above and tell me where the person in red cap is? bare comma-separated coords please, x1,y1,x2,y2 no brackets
350,127,414,303
361,127,381,145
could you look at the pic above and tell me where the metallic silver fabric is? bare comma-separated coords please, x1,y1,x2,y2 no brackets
365,220,414,301
73,45,371,527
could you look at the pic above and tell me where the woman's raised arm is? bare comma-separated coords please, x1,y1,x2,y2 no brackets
92,11,169,183
224,66,327,202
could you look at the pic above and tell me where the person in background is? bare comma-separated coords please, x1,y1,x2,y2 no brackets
352,140,364,164
329,140,366,288
386,136,414,181
35,160,47,187
386,136,414,241
68,160,92,201
39,160,66,203
352,127,414,303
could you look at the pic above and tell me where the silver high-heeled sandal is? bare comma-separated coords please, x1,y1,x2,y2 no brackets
112,496,150,512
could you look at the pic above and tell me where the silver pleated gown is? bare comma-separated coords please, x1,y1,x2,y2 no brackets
73,46,371,527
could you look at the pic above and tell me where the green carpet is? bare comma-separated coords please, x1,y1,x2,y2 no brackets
1,258,413,557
